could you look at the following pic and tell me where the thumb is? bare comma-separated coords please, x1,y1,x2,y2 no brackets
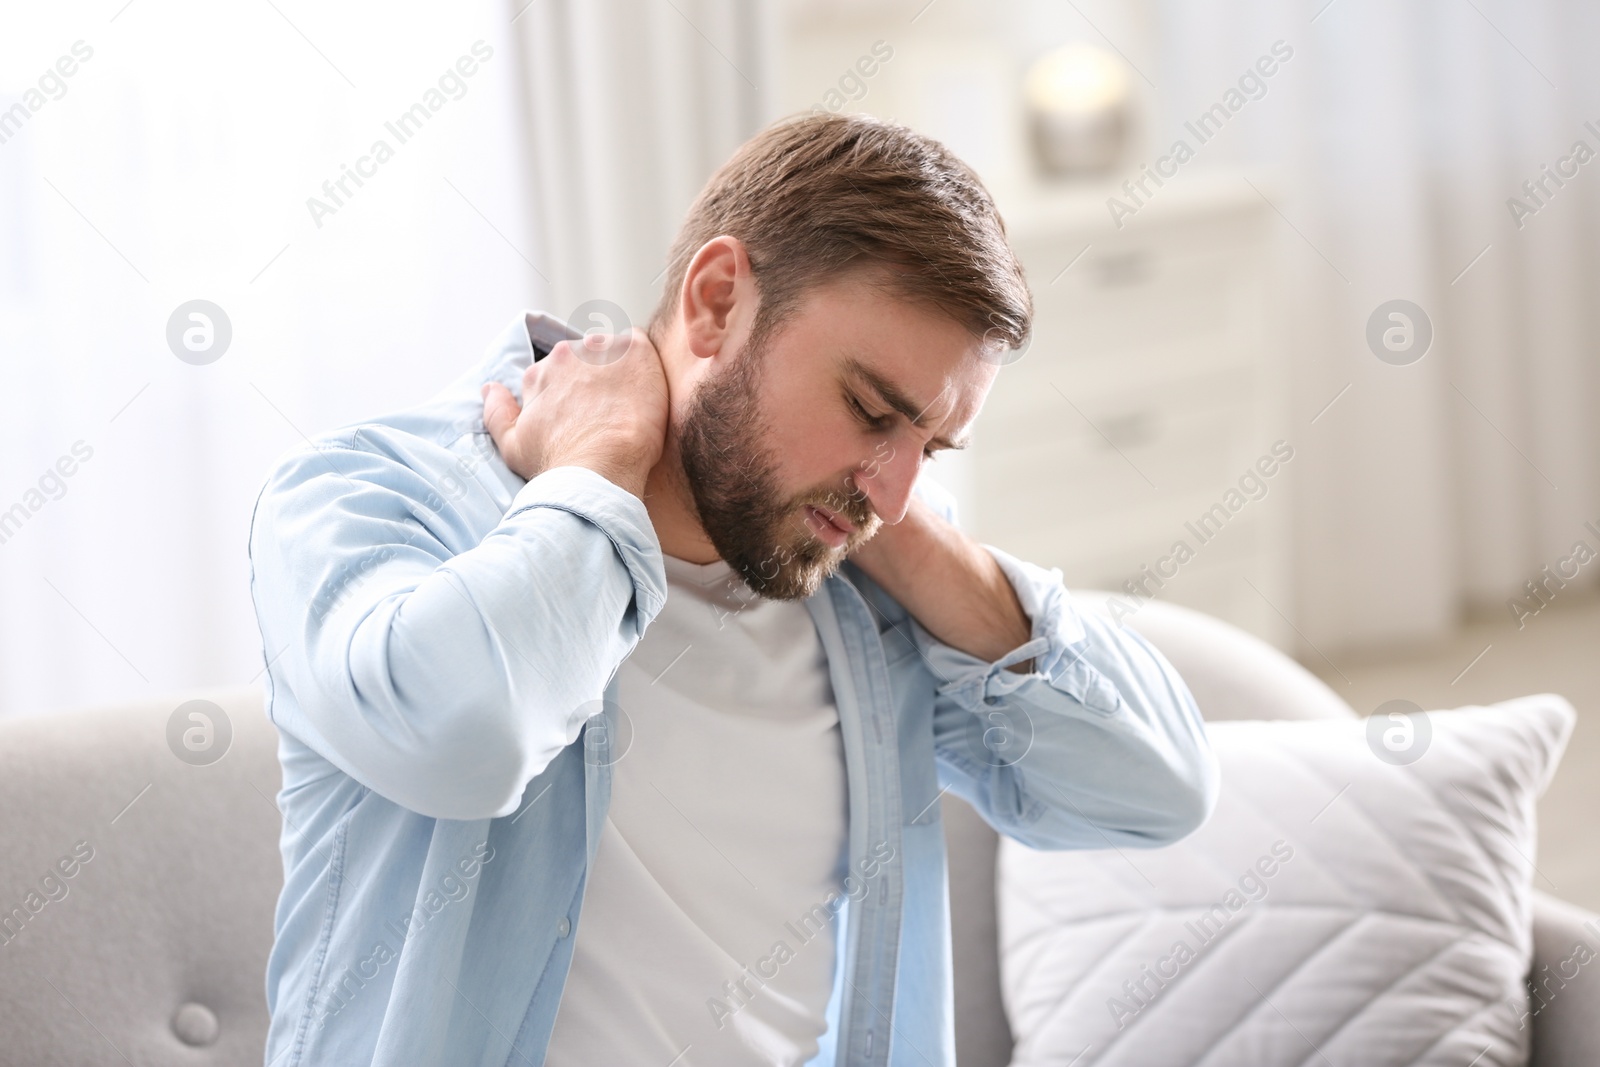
481,381,520,446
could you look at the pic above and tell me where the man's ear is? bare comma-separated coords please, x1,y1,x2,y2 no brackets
679,235,755,362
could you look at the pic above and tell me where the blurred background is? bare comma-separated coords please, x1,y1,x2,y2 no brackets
1,0,1595,901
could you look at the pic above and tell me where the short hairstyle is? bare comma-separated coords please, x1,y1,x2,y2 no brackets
648,111,1032,359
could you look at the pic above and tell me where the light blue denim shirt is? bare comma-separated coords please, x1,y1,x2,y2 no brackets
247,311,1219,1067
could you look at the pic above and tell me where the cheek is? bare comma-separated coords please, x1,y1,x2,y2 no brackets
774,414,868,493
746,364,874,490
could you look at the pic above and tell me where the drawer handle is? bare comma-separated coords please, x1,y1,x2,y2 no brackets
1098,410,1159,449
1094,250,1153,287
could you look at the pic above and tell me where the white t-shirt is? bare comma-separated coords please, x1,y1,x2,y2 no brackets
544,554,849,1066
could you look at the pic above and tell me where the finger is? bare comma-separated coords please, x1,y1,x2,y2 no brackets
481,381,520,445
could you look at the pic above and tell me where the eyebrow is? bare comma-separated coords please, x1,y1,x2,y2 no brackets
841,357,972,451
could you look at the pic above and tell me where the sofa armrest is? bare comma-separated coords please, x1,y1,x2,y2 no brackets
1529,890,1600,1067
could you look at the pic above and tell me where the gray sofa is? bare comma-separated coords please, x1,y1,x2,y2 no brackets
1,592,1595,1065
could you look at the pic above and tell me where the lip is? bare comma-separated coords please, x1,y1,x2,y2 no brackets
813,505,855,534
803,504,853,548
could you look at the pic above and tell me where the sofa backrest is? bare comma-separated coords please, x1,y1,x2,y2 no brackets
0,683,278,1066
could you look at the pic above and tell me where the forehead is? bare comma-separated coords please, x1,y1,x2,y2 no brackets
772,275,996,431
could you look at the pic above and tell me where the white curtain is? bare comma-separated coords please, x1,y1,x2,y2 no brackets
513,0,779,319
0,1,545,717
1138,0,1600,655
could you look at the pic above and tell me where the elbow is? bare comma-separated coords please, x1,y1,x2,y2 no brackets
1129,663,1220,847
417,734,536,822
351,607,591,820
1000,745,1220,853
408,708,576,821
1139,742,1221,847
347,685,577,821
1070,728,1220,851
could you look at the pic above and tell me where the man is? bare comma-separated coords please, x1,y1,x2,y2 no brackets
248,111,1218,1067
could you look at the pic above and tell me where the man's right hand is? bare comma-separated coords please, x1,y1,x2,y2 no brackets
482,327,669,500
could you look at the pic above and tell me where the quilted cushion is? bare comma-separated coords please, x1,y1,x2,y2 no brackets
998,694,1576,1067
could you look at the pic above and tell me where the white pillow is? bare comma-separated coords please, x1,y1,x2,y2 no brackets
998,694,1575,1067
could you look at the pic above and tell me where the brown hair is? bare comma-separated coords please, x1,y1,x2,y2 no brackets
648,111,1032,359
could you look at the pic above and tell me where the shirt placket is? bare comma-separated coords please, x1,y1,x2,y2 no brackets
807,575,905,1067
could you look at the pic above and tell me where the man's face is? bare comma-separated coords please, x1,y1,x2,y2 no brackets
678,273,997,600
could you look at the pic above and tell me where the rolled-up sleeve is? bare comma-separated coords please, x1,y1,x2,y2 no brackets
248,443,666,822
912,501,1219,851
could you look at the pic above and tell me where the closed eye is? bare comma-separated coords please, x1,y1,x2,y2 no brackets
847,393,893,431
848,392,942,459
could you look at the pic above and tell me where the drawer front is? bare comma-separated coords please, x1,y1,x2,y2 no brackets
1009,218,1269,390
973,369,1263,521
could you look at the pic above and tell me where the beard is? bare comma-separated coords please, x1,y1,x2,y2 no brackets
676,336,879,601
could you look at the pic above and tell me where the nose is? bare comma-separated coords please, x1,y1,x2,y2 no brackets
854,441,921,525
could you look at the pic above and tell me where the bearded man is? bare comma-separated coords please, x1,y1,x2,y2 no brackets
248,111,1217,1067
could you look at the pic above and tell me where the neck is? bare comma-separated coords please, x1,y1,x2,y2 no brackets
641,438,720,565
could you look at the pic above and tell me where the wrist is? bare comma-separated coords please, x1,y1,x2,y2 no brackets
545,452,646,499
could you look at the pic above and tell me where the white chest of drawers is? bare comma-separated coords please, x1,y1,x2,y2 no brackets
959,173,1292,649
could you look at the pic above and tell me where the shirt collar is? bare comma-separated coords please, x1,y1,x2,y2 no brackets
469,310,584,403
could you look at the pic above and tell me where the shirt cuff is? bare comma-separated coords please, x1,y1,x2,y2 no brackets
503,464,668,622
913,542,1122,716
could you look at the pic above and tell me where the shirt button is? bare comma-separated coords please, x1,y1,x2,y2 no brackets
557,917,571,938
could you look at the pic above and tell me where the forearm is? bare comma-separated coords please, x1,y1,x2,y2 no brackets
850,495,1033,670
924,546,1220,849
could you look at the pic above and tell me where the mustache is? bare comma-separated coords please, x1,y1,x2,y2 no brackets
794,482,877,531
